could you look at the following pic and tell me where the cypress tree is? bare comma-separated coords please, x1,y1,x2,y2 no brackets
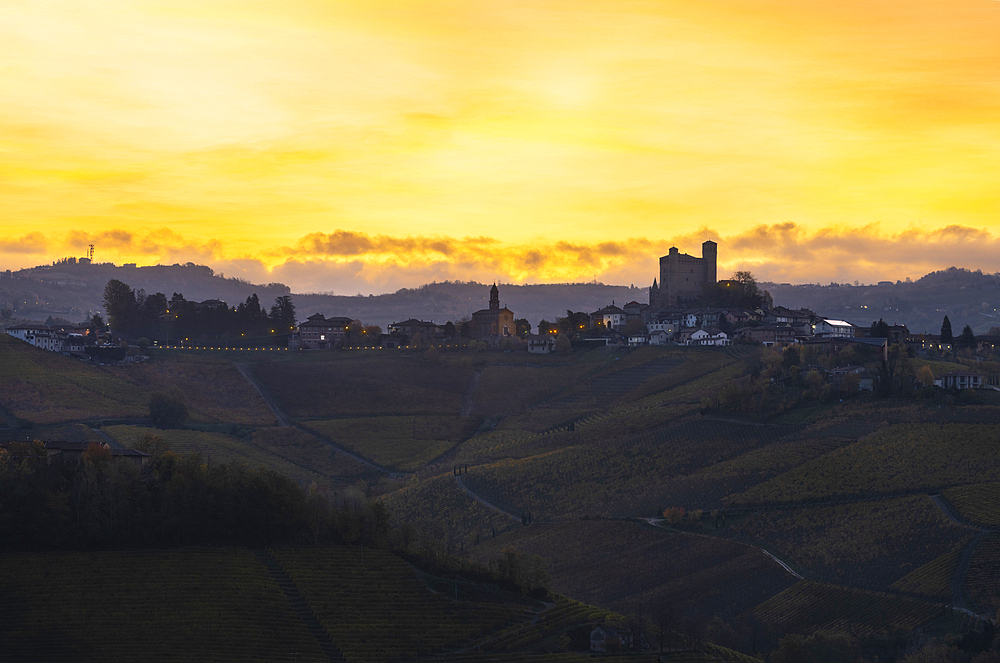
941,316,954,343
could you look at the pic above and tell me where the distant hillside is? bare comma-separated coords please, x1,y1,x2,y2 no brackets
0,261,642,330
764,267,1000,335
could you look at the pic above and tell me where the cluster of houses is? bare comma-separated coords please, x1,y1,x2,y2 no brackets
4,323,129,362
587,300,887,349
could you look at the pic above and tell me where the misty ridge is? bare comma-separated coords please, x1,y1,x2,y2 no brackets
3,260,1000,333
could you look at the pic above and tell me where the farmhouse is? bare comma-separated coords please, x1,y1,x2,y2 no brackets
526,334,556,354
296,313,353,349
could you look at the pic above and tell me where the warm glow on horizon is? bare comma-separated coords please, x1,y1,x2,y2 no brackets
3,0,1000,293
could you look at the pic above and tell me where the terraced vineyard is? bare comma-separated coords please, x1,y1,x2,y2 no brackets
469,596,618,655
473,521,798,622
379,473,518,550
750,580,941,637
270,545,526,663
306,415,479,472
731,423,1000,505
0,548,325,662
253,354,474,417
722,496,971,591
463,418,799,519
890,546,966,601
471,361,600,418
965,532,1000,616
942,482,1000,526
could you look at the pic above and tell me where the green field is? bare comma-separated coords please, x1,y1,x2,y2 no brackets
0,548,325,662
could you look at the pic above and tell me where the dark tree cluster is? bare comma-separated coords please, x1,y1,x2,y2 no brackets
102,279,297,346
0,437,389,551
702,271,767,310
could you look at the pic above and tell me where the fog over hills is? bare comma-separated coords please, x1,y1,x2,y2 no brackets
3,261,1000,333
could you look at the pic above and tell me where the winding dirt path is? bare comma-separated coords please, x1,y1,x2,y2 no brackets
930,493,997,618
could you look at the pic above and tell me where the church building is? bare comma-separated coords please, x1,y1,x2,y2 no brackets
649,240,718,308
471,284,515,340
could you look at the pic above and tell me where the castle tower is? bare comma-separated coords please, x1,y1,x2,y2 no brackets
702,240,717,285
656,241,718,308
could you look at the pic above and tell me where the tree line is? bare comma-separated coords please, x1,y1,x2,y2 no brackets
103,278,297,346
0,435,388,550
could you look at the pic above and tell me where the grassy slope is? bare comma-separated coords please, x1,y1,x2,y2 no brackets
0,336,274,425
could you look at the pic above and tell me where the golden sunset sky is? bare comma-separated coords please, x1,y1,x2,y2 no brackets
3,0,1000,293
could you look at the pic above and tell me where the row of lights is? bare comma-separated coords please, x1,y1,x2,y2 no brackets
157,344,461,351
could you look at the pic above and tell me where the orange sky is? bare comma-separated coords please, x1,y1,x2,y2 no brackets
3,0,1000,293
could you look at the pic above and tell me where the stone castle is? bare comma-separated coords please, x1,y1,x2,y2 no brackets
649,240,717,309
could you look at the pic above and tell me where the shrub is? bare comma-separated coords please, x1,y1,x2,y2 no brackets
148,392,188,428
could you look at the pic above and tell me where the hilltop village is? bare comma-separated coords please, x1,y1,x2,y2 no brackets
6,241,996,368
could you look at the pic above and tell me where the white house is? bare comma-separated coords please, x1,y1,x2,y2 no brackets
5,325,46,342
689,328,729,346
814,319,856,338
526,334,556,354
591,304,625,330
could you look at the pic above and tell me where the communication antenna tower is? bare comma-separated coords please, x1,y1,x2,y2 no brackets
88,244,94,261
